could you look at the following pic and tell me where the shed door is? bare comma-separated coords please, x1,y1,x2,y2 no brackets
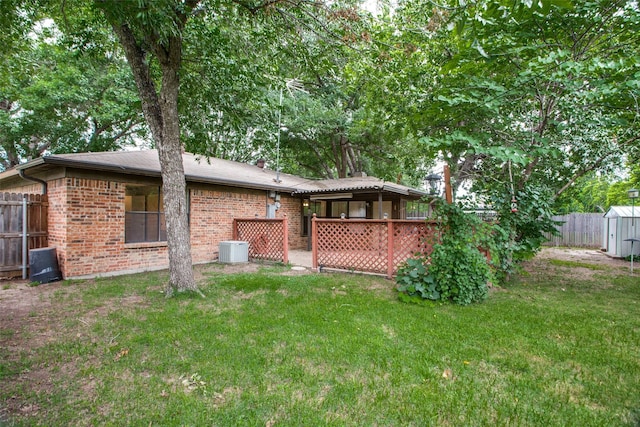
607,218,617,256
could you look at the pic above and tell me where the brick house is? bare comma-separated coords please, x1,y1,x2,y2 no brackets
0,150,427,279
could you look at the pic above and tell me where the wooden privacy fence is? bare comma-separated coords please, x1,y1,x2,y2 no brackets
312,216,439,278
0,193,48,278
543,213,603,248
233,217,289,263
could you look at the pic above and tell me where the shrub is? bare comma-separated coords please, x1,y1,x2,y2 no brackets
489,185,561,282
396,201,493,305
396,256,440,301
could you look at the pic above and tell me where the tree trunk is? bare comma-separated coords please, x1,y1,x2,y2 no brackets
156,38,200,297
110,22,200,297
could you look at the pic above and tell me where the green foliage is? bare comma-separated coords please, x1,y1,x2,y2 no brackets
552,165,640,214
489,184,561,280
552,173,611,213
402,0,639,214
0,10,145,170
397,201,493,305
606,166,640,207
396,256,440,300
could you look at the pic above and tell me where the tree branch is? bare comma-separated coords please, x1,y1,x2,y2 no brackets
110,22,164,140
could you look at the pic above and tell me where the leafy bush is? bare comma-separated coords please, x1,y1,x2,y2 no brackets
396,256,440,300
396,201,493,305
489,185,561,282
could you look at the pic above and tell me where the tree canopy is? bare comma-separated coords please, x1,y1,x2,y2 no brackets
0,4,145,170
2,0,639,283
407,0,639,203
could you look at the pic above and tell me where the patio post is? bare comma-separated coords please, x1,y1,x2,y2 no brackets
282,214,289,264
444,164,453,204
387,217,394,279
311,214,318,271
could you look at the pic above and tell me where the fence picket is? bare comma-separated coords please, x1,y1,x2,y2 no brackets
543,213,603,248
0,193,49,277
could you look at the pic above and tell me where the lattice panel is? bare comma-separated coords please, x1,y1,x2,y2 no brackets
316,221,388,274
313,219,443,277
391,221,439,274
234,219,285,262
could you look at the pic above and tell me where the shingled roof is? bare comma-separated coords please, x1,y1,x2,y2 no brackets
2,150,427,198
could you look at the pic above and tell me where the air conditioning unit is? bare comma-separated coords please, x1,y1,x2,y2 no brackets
218,241,249,263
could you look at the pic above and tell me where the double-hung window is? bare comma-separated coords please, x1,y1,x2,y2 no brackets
125,185,166,243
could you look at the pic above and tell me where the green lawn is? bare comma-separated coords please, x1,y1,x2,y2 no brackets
1,258,639,426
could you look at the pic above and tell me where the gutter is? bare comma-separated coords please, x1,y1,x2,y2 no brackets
18,169,47,194
185,175,297,193
29,155,298,193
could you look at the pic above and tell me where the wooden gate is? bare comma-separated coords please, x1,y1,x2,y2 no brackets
0,193,48,278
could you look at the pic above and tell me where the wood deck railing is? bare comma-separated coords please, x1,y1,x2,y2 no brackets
311,215,439,278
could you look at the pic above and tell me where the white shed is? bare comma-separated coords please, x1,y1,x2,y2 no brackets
603,206,640,258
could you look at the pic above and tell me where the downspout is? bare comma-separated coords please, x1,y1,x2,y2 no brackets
17,169,48,280
18,169,48,194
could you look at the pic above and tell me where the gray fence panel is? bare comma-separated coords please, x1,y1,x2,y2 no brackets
0,193,48,277
543,213,603,248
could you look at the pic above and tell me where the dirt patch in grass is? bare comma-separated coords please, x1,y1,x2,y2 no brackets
536,247,628,268
0,261,308,375
0,281,75,352
522,247,631,283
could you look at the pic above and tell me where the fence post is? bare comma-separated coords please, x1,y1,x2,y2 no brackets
232,219,238,240
282,214,289,264
444,164,453,204
387,218,394,279
311,214,318,270
22,196,28,279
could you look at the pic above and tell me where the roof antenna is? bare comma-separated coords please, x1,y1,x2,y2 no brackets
275,79,308,183
275,88,283,183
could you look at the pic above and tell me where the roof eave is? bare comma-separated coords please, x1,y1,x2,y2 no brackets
293,184,427,198
186,175,297,192
24,156,297,192
292,185,382,195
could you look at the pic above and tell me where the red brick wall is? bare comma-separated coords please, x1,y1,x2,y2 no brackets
279,195,307,250
189,187,267,262
57,178,168,278
189,186,307,262
46,179,68,274
56,180,306,278
3,175,307,278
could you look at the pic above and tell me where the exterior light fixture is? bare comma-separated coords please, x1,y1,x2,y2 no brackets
424,173,442,196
